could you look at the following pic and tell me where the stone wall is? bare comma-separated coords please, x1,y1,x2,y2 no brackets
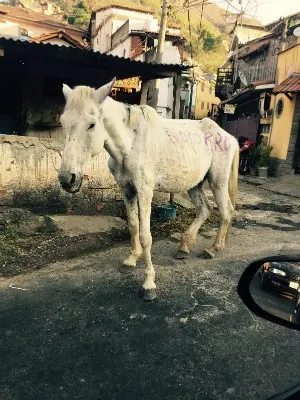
0,134,169,213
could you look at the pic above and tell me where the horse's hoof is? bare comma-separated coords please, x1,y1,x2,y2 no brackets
140,288,157,301
174,250,189,260
119,264,135,274
202,248,215,259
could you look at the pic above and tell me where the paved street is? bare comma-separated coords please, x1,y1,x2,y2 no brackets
1,181,300,400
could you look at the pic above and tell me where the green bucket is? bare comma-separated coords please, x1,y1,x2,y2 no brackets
155,204,176,220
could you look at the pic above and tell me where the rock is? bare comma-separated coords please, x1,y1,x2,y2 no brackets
179,317,188,323
170,232,181,242
49,215,127,237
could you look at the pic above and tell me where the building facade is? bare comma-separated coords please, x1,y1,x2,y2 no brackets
89,5,188,118
195,74,220,119
216,12,300,175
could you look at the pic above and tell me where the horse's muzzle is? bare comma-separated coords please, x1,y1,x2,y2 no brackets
58,171,83,193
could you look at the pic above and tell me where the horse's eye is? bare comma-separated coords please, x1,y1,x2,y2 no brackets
88,123,95,130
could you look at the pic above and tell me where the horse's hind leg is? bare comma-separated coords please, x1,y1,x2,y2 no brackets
123,195,143,268
203,181,234,259
175,183,212,259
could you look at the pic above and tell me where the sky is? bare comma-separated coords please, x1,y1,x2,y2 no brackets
214,0,300,24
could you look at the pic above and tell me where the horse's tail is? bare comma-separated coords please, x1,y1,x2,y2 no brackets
228,145,239,210
226,145,239,244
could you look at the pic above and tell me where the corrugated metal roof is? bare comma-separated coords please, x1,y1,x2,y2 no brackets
0,37,190,79
237,38,271,59
273,74,300,93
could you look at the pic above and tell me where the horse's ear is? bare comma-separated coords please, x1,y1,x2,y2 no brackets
62,84,72,100
94,78,116,104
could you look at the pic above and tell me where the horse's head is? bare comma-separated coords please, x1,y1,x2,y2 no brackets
58,79,115,193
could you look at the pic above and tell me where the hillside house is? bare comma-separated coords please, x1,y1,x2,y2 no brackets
0,3,86,45
88,4,189,118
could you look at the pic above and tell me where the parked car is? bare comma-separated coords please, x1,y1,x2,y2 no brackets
260,261,300,296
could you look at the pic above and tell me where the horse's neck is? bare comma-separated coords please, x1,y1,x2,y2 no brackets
102,97,132,165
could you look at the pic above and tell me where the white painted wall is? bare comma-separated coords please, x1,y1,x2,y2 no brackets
40,38,73,47
161,41,181,64
93,8,154,53
0,21,20,39
109,36,131,58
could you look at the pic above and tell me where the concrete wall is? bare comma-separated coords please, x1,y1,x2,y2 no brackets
109,36,131,58
269,43,300,163
277,43,300,84
0,21,20,38
39,38,73,47
234,26,268,45
269,94,296,160
0,134,116,204
0,133,169,209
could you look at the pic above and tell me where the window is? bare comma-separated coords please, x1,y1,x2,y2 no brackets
201,83,204,92
209,87,212,95
201,101,204,109
207,103,210,110
276,98,284,118
123,49,126,58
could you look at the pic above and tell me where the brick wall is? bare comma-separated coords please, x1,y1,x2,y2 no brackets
130,36,143,59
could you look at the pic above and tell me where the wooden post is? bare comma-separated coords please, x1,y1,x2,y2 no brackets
170,72,182,203
173,73,182,119
140,80,150,105
188,80,194,119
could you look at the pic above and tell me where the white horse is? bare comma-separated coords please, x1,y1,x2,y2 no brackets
58,79,239,301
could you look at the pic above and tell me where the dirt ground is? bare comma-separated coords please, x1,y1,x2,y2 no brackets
0,180,299,277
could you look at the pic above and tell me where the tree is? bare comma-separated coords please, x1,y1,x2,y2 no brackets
64,0,90,31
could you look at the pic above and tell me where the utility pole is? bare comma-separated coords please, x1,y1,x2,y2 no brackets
148,0,169,110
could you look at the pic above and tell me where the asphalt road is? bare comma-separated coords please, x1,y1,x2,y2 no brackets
1,233,300,400
1,182,300,400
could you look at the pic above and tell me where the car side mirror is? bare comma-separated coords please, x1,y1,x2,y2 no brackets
238,255,300,331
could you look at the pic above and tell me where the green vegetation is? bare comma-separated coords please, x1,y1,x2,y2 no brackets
64,0,91,30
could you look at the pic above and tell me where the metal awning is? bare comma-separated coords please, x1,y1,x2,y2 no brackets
0,38,190,80
273,73,300,94
222,80,275,105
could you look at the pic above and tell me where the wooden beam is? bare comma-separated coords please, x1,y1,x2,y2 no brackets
172,73,182,119
284,92,293,101
140,80,150,105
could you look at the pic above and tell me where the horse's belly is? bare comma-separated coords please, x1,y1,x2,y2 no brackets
154,152,210,192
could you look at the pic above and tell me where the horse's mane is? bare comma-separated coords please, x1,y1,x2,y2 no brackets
65,86,95,110
127,104,159,131
65,85,160,131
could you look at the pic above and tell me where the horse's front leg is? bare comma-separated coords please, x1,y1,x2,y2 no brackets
137,187,156,301
123,194,143,268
